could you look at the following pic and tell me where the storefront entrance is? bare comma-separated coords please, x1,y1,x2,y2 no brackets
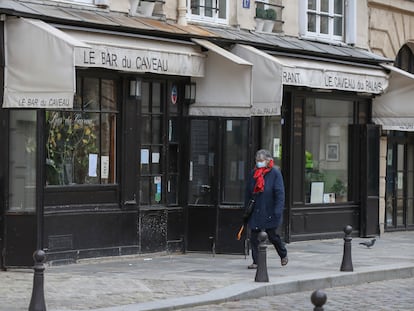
385,132,414,230
186,118,249,254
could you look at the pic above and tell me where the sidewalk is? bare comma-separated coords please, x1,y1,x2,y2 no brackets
1,231,413,311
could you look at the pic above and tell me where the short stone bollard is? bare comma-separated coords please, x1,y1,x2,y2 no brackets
28,250,47,311
254,231,269,282
340,225,354,272
311,289,327,311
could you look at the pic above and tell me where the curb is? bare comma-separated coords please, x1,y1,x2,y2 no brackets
55,263,414,311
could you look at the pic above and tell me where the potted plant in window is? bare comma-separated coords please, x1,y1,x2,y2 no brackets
263,8,276,32
137,0,156,16
255,7,266,32
330,179,347,202
129,0,156,17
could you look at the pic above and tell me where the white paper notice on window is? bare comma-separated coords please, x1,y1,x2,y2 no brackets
88,153,98,177
101,156,109,179
310,182,324,204
152,152,160,164
398,172,403,190
273,138,280,158
141,149,149,164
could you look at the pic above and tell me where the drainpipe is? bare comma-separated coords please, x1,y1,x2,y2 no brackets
177,0,187,26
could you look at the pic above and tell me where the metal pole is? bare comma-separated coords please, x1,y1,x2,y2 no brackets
28,250,47,311
254,231,269,282
311,289,327,311
340,225,354,272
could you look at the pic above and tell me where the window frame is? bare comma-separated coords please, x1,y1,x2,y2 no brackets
300,0,345,42
44,71,121,208
138,79,186,208
289,90,369,207
187,0,228,25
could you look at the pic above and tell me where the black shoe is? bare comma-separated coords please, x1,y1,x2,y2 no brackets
281,257,288,266
248,263,258,269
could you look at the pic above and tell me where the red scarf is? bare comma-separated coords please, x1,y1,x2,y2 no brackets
253,159,274,193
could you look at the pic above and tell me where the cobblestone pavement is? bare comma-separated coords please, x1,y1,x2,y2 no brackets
1,231,413,311
180,277,414,311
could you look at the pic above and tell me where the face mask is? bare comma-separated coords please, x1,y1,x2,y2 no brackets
256,161,266,168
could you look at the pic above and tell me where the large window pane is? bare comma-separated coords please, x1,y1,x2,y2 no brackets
222,119,248,202
305,98,352,204
9,110,37,211
188,120,215,205
46,76,117,186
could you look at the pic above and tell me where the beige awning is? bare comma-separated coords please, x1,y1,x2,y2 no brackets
231,44,389,117
276,55,388,94
189,39,253,117
373,64,414,131
3,17,87,108
64,29,206,77
231,44,285,116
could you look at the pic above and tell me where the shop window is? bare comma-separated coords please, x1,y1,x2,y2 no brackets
299,0,345,42
222,119,249,203
188,0,228,24
8,111,37,211
46,77,118,186
304,98,352,204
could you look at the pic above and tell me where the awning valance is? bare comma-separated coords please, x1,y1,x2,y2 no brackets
189,39,252,117
65,29,206,77
231,44,285,116
3,17,87,108
230,44,389,116
276,56,388,94
372,64,414,131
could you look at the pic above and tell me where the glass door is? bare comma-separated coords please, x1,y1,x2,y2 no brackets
4,110,38,267
386,136,414,229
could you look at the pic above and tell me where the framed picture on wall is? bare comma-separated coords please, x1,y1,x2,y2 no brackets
326,143,339,161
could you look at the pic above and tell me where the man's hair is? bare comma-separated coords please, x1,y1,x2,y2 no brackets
255,149,272,161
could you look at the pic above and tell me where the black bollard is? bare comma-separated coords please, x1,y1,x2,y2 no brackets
28,250,47,311
311,289,327,311
254,231,269,282
340,225,354,272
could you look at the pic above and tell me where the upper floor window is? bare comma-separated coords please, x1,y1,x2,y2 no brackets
302,0,344,41
395,44,414,74
188,0,228,24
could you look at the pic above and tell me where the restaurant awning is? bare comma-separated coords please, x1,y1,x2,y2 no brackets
231,44,285,116
275,55,388,94
189,39,253,117
372,64,414,131
3,17,88,108
231,44,389,116
64,29,206,77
